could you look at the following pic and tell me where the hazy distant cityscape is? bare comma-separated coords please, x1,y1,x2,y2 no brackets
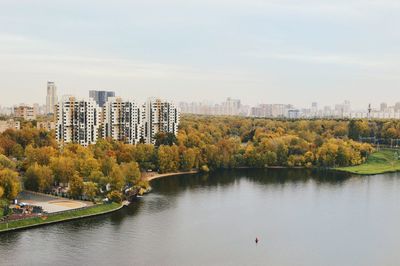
180,98,400,119
2,83,400,121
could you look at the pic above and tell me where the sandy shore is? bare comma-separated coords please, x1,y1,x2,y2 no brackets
144,170,199,182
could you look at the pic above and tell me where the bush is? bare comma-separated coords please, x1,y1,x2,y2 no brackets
200,165,210,173
107,191,123,203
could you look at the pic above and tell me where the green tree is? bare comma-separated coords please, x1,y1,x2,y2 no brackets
155,132,177,146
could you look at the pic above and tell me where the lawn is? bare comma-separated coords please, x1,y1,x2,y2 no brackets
0,202,121,232
336,149,400,175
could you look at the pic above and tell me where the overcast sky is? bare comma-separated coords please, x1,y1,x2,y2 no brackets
1,0,400,109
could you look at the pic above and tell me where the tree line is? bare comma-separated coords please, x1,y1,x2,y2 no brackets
4,116,398,202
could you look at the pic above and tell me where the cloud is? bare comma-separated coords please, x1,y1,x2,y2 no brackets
244,50,392,69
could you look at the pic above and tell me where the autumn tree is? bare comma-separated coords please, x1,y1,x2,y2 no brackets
84,182,98,201
51,156,76,185
0,154,16,170
121,162,141,185
109,165,125,191
25,163,54,192
0,169,21,200
69,173,84,198
180,148,197,171
157,145,180,173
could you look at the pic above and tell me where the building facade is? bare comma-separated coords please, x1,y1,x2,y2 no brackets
103,97,142,144
37,121,56,131
14,105,37,120
0,119,20,133
46,81,58,114
141,98,179,144
55,96,101,146
55,95,179,146
89,90,115,107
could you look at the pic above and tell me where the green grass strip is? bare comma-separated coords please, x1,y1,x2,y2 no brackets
0,202,122,232
336,149,400,175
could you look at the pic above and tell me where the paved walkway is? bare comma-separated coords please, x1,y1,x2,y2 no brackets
18,191,90,213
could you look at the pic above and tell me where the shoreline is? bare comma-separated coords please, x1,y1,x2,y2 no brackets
145,170,200,182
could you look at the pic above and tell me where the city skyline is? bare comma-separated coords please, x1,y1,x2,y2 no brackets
1,1,400,108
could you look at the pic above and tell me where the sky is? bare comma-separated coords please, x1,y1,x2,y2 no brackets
0,0,400,109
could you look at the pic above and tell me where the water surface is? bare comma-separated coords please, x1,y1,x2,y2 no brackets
1,169,400,266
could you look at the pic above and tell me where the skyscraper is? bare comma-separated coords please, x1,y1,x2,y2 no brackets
55,96,101,146
103,97,142,144
46,81,58,114
141,98,179,144
89,90,115,107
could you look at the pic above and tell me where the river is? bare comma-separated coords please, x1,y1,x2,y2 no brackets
1,169,400,266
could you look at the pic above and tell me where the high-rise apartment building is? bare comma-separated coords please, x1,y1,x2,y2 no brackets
55,95,179,146
141,98,179,144
89,90,115,107
55,96,101,146
103,97,142,144
46,81,58,114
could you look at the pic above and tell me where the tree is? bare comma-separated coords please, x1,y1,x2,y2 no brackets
25,163,54,192
110,165,125,191
157,145,180,173
0,186,4,198
84,182,98,201
180,148,197,171
25,145,57,166
100,156,117,177
134,144,156,170
155,132,177,147
121,162,141,185
78,157,100,179
51,156,75,185
107,190,123,203
69,173,84,198
0,154,16,170
0,169,21,200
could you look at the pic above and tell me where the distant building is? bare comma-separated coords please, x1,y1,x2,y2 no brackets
311,102,318,114
250,104,291,118
380,102,388,112
103,97,142,144
14,105,37,121
0,119,20,133
55,96,101,146
37,121,56,131
288,109,300,119
141,98,179,144
46,81,58,114
89,90,115,107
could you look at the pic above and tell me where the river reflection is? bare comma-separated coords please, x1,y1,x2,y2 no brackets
1,169,400,266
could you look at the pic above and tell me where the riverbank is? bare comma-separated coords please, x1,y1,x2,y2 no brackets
0,202,122,233
144,170,199,182
336,150,400,175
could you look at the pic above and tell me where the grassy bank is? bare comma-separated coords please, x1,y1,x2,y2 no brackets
0,203,122,233
336,150,400,175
